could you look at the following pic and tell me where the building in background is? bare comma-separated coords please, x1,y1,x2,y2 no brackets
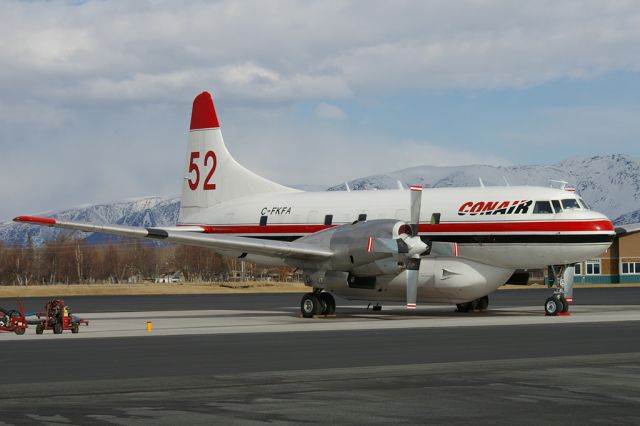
573,224,640,284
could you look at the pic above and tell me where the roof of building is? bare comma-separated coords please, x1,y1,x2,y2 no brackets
616,223,640,236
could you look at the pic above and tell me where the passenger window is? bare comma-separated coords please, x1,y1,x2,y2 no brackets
324,214,333,226
533,201,553,214
358,213,367,222
561,199,580,210
551,200,562,213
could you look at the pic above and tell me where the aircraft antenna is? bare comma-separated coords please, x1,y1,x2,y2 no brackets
397,180,404,190
344,181,351,192
478,178,485,188
549,179,568,190
502,176,510,186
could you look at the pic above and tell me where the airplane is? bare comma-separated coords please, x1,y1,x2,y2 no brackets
15,91,616,318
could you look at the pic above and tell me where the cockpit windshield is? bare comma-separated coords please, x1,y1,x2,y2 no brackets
561,199,581,210
577,197,590,210
533,201,554,214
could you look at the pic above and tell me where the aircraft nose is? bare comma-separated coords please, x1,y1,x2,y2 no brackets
591,211,615,232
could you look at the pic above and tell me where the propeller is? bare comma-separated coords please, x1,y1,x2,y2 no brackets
405,185,424,309
364,185,426,309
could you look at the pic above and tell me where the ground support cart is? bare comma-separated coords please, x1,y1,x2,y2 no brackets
35,299,89,335
0,300,28,335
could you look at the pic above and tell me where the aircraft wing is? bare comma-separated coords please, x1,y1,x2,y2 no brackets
13,216,333,261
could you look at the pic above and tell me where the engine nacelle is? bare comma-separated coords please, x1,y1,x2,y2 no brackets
295,219,411,273
320,257,515,304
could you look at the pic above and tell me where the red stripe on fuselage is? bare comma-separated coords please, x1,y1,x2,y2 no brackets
178,220,613,235
418,220,614,234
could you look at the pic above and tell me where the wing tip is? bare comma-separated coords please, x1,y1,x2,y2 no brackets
13,216,56,225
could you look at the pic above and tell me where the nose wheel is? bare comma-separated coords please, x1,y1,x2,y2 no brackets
544,295,570,316
545,264,574,316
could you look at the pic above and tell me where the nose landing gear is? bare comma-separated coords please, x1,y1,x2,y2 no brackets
545,265,574,316
544,295,570,316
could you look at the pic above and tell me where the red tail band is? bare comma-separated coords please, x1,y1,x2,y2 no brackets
190,92,220,130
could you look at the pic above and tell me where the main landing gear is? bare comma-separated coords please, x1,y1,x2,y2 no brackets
300,291,336,318
456,295,489,313
545,265,574,316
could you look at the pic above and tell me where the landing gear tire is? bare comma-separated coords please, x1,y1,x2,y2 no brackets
301,293,323,318
319,293,336,315
544,297,561,316
456,302,472,313
477,296,489,311
560,297,570,313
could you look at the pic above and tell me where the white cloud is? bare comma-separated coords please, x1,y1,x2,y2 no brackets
1,0,640,219
0,100,67,127
226,118,507,185
2,1,640,106
314,103,347,121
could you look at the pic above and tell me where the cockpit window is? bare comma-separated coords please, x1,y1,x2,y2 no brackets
551,200,562,213
533,201,553,214
561,199,580,210
577,197,590,210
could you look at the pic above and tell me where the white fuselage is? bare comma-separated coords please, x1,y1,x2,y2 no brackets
179,185,614,270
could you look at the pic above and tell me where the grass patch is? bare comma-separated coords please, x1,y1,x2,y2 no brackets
0,282,309,297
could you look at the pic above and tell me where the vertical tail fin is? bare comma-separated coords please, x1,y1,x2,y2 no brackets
179,92,297,223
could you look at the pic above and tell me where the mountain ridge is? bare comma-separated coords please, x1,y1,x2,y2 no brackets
2,154,639,245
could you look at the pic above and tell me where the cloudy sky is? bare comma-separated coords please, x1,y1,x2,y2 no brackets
2,0,640,220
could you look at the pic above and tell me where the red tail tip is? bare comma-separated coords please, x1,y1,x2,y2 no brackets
410,185,422,192
190,91,220,130
14,216,56,225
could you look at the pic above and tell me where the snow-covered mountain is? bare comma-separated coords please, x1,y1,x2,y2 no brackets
613,209,640,226
329,154,640,222
0,197,180,246
1,154,639,245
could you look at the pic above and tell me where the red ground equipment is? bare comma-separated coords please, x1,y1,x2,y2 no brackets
35,299,89,334
0,300,28,335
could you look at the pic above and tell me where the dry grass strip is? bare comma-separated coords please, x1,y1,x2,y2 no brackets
0,281,309,297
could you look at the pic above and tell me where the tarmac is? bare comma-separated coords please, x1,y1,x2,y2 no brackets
1,287,639,425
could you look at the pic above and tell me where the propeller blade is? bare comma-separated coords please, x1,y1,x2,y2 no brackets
405,256,420,309
406,270,418,309
409,185,422,235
